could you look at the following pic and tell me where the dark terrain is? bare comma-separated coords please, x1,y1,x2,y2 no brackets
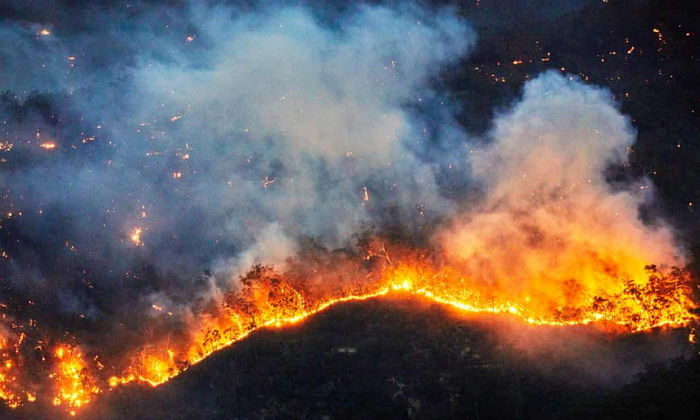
85,295,697,419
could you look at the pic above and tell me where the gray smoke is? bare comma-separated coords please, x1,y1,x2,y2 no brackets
0,1,684,358
0,2,473,330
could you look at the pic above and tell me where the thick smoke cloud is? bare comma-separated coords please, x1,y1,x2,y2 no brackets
131,5,473,278
0,3,473,330
439,71,683,306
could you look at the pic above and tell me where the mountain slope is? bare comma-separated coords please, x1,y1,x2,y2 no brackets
81,295,693,419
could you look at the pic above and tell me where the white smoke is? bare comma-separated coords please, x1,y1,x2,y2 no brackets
439,71,683,304
124,5,473,284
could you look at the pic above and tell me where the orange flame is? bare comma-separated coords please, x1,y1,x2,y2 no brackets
51,346,101,414
129,227,144,246
0,248,696,415
103,259,694,392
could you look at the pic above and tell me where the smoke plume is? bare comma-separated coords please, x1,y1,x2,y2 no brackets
439,71,684,308
0,2,473,335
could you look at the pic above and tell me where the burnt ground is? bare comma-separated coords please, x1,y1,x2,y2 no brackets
69,294,699,419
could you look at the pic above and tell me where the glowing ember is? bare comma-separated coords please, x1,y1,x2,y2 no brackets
129,227,144,246
39,142,57,150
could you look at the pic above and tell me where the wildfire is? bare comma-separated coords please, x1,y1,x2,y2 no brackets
129,227,143,246
0,249,696,415
39,142,57,150
0,334,23,409
51,346,101,415
96,258,697,392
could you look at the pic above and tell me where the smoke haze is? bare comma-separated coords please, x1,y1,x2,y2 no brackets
439,71,684,307
0,2,692,410
0,3,473,325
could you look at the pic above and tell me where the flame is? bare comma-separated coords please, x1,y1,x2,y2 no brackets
129,227,143,246
51,346,101,414
0,246,696,415
39,142,57,150
0,334,23,408
102,259,695,391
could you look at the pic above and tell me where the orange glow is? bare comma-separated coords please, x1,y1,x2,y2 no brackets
0,333,23,408
51,346,101,413
39,142,57,150
0,246,696,415
102,257,696,391
129,227,143,246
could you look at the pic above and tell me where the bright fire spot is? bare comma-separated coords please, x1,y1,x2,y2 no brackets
129,227,144,246
38,28,51,36
39,142,57,150
51,346,101,413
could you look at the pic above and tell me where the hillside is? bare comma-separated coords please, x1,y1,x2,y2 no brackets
72,295,695,419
